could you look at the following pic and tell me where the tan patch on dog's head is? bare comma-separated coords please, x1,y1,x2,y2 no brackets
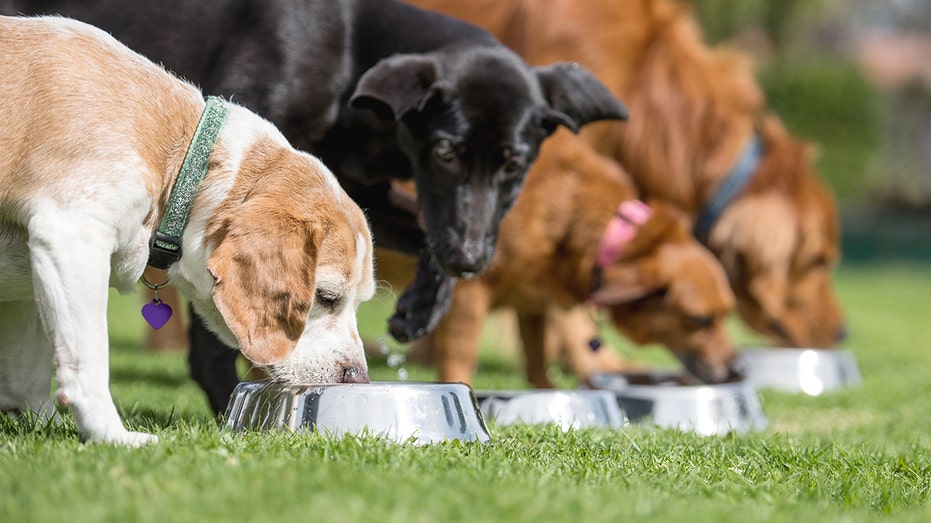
205,138,373,365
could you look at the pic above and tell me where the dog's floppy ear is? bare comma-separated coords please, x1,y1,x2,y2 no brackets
591,262,662,305
206,211,319,365
534,62,629,133
350,54,442,121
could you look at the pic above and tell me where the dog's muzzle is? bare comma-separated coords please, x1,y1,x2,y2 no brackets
432,236,494,277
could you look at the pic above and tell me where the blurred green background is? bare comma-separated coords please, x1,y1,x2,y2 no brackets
692,0,931,263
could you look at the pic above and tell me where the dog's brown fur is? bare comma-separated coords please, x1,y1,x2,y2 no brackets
410,0,844,349
387,130,737,386
372,255,633,382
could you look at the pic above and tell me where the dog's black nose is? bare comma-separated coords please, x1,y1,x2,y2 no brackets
438,256,485,278
342,366,370,384
680,353,743,384
725,360,747,383
436,241,493,277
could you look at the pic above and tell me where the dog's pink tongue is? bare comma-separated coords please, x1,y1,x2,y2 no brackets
142,299,173,330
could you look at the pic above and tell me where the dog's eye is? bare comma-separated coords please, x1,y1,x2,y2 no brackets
684,314,714,329
805,256,830,271
502,157,525,176
433,139,458,164
315,289,340,309
768,319,792,342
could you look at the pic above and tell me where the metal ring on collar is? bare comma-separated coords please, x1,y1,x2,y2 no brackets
140,272,170,290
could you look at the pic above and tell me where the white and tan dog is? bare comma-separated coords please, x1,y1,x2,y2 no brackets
0,16,375,445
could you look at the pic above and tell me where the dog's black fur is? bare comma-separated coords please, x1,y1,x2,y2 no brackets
6,0,628,413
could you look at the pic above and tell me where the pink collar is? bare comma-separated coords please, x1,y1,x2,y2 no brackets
595,200,652,268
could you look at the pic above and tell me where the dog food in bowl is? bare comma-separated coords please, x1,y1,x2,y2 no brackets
223,382,491,445
586,371,768,436
474,390,628,430
737,348,862,395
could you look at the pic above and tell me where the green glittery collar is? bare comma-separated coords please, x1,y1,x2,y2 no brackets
147,96,230,270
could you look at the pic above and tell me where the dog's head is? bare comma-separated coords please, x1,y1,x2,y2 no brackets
709,117,845,348
590,202,739,383
349,45,628,277
184,136,375,384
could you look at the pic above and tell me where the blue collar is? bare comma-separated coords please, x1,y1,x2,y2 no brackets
693,133,763,244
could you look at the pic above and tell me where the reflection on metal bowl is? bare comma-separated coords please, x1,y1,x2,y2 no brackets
737,348,862,395
223,382,491,445
586,372,768,436
474,390,628,430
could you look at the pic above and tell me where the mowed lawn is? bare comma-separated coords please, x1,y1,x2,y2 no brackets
1,262,930,523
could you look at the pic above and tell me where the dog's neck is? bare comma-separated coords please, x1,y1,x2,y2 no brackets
148,96,229,270
693,133,763,244
595,200,652,269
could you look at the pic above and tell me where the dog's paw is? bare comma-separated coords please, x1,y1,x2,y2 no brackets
99,430,159,447
388,254,457,342
388,306,434,343
389,282,455,343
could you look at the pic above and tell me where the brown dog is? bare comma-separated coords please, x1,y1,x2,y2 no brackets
409,0,845,350
384,130,738,386
373,256,633,383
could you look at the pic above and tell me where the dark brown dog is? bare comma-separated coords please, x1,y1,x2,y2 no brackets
409,0,845,351
384,130,738,386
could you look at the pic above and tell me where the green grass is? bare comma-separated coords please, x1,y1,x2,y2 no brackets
2,262,931,522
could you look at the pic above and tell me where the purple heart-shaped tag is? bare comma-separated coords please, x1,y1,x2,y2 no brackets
142,299,173,330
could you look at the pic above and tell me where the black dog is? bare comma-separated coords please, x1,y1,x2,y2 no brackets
7,0,628,413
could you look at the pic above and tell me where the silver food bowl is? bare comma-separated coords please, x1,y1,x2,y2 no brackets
223,382,491,445
737,348,862,395
474,390,628,430
586,372,768,436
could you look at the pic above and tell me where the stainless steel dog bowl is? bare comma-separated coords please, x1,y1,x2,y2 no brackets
586,372,768,436
223,382,491,445
737,348,862,395
474,390,628,430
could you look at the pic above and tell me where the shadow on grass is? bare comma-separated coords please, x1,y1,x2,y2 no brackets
109,366,191,389
0,411,79,441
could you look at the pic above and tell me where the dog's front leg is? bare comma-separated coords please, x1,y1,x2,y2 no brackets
388,253,455,342
28,216,156,446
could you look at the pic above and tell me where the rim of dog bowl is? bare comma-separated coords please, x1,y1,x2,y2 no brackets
223,381,492,444
474,389,629,430
737,347,863,395
585,371,768,436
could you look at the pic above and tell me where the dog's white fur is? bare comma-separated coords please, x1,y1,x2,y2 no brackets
0,16,375,445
